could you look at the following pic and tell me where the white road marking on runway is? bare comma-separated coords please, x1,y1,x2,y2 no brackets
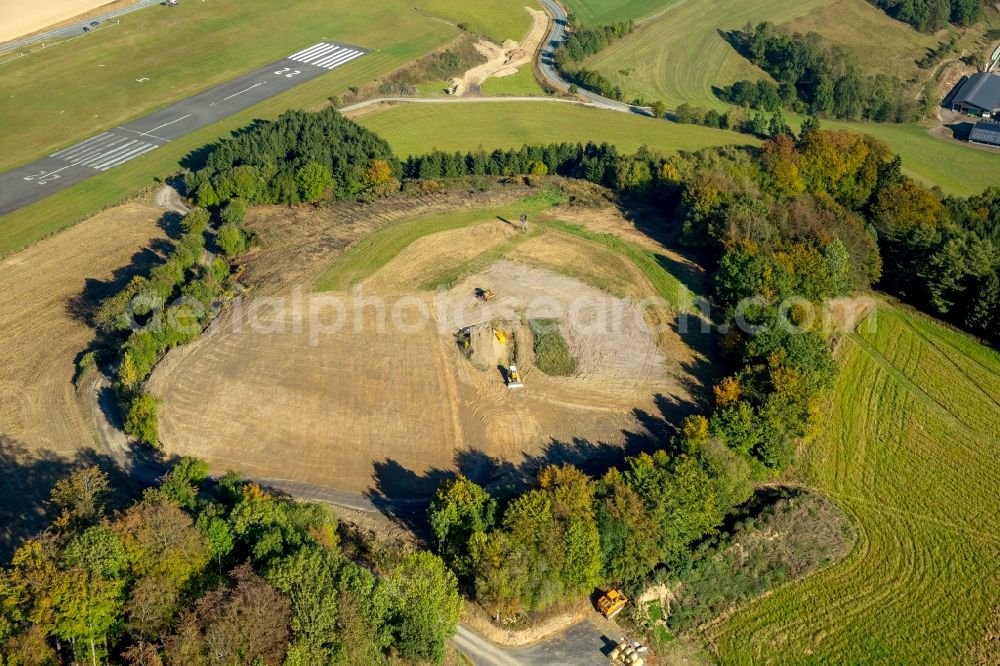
288,42,364,70
50,133,113,158
22,164,73,184
97,142,158,170
50,132,159,171
140,113,192,138
289,42,336,61
77,139,139,166
222,81,265,101
314,49,357,69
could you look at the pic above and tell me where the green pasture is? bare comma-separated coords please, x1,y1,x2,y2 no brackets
583,0,835,108
480,66,548,96
412,0,537,42
583,0,933,108
561,0,680,25
357,101,759,156
712,304,1000,664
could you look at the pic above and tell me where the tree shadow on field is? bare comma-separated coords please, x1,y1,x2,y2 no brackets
365,387,707,534
617,199,709,294
158,210,185,241
614,201,721,396
65,247,166,325
179,142,219,172
718,28,749,59
0,435,156,564
365,460,450,538
64,210,178,327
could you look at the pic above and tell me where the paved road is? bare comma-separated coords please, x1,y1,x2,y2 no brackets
0,0,162,54
0,40,366,215
339,95,587,114
535,0,651,116
454,620,618,666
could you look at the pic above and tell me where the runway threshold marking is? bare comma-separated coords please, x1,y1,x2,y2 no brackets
22,164,73,184
50,132,160,171
288,42,364,70
1,39,370,214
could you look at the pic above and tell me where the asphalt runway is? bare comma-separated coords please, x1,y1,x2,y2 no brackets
0,40,366,216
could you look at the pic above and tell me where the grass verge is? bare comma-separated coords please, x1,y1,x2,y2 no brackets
314,189,566,291
528,318,577,375
539,218,693,311
561,0,680,25
413,0,536,43
709,304,1000,663
357,101,759,156
480,67,549,96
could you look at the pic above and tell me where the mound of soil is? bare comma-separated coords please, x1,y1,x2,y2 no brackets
462,321,513,370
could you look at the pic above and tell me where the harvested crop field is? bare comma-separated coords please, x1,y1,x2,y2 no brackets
0,0,128,43
0,202,168,554
149,196,702,499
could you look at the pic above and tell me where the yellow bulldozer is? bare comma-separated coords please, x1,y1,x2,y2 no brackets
597,588,628,620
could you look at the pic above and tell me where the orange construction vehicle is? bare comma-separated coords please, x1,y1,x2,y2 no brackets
597,589,628,619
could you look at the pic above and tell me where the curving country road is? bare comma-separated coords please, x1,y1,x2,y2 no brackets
534,0,651,116
340,0,651,117
454,620,619,666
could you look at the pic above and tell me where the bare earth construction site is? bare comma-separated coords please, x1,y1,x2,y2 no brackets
148,196,701,498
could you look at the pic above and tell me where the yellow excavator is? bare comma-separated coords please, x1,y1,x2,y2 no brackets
597,588,628,619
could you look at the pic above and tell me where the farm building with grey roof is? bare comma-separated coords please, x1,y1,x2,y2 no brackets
969,120,1000,148
951,72,1000,118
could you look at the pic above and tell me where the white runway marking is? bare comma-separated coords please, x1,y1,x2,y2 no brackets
141,113,192,137
288,42,364,70
222,81,265,101
50,132,159,171
22,164,73,184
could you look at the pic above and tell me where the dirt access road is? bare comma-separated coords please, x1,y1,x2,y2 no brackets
0,202,169,554
450,7,548,96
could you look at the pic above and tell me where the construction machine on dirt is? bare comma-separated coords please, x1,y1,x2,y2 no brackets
597,588,628,619
506,364,524,389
